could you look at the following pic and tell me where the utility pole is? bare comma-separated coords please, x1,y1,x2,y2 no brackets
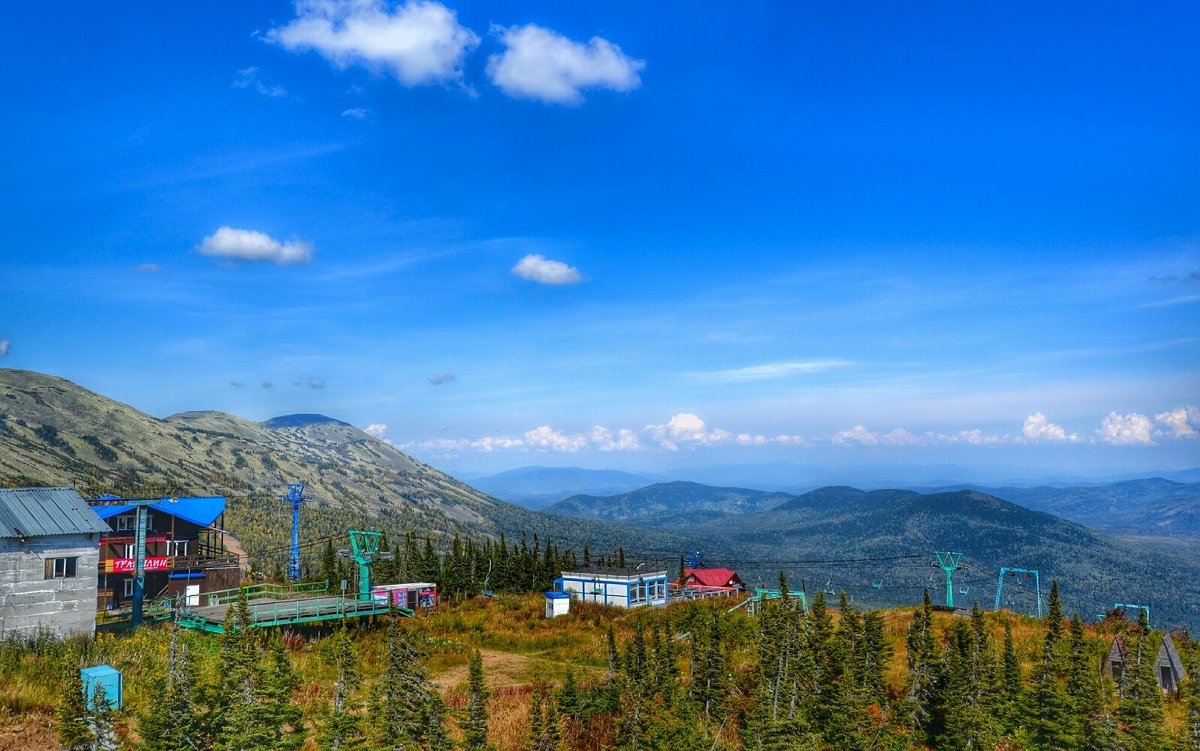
128,498,160,628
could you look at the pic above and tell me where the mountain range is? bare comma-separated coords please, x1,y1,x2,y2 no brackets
3,368,1198,628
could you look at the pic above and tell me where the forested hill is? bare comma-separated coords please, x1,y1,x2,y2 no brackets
0,369,702,572
546,480,793,522
548,482,1200,629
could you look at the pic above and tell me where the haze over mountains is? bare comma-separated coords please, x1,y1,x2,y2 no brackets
2,368,1198,628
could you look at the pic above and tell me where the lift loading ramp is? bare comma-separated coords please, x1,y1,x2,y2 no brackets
177,592,411,633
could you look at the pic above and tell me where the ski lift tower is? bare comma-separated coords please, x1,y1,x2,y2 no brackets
933,551,965,608
337,530,394,601
284,483,306,581
993,566,1042,616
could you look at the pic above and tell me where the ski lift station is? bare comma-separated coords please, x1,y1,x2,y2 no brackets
552,565,670,608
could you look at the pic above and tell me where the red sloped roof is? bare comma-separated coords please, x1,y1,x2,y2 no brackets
683,568,741,588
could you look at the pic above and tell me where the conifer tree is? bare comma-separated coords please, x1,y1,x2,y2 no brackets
903,590,938,735
141,615,208,751
321,539,338,588
1180,642,1200,751
56,653,91,751
370,612,450,750
1029,599,1076,751
88,681,117,751
1117,616,1168,751
998,622,1025,731
259,633,304,751
319,627,362,751
463,649,491,750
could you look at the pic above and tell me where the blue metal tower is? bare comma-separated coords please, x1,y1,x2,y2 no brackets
285,483,306,581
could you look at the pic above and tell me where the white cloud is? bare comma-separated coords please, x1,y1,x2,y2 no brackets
833,425,879,446
590,426,641,452
199,226,313,265
487,23,644,105
136,263,161,274
364,423,388,438
0,337,10,357
1097,411,1155,445
774,434,810,447
883,428,923,446
511,254,582,285
269,0,479,87
1154,406,1199,439
524,425,588,452
233,66,288,97
702,359,851,382
1022,412,1070,442
646,412,737,450
342,107,368,119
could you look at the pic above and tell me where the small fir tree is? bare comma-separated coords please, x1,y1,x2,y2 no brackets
462,649,491,750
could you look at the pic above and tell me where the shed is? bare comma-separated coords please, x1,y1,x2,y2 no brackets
1156,633,1187,694
545,591,571,618
0,488,108,638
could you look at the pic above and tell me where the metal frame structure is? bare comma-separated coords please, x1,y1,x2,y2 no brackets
933,551,965,608
1114,602,1150,626
993,566,1042,616
284,483,306,581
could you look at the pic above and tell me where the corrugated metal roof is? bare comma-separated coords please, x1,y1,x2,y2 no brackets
0,487,110,539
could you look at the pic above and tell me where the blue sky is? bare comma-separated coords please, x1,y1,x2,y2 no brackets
2,1,1197,477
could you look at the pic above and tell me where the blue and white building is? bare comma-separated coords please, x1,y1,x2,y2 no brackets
554,565,670,608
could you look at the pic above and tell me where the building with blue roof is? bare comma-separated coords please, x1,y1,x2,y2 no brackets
87,495,241,612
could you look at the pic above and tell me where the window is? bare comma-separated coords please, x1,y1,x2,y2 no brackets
44,557,78,579
116,515,133,531
651,580,665,601
631,581,648,604
1161,666,1173,690
123,578,134,597
172,540,188,557
123,544,135,559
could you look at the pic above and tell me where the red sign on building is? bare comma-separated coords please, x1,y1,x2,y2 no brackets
106,557,169,573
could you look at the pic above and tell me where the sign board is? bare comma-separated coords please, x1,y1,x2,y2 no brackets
105,557,169,574
101,534,169,545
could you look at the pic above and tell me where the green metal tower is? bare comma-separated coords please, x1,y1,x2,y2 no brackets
934,551,965,608
340,530,393,601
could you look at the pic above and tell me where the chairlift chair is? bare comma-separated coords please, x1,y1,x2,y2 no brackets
872,579,883,590
822,579,836,596
959,585,969,595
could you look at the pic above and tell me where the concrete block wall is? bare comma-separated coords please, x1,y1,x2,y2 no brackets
0,535,99,638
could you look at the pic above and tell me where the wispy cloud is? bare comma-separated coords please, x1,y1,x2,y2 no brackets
135,263,161,274
199,226,313,265
1138,294,1200,309
487,23,644,105
294,378,327,389
512,254,582,285
342,107,368,119
269,0,479,87
0,337,8,357
699,359,851,382
232,66,288,97
428,372,456,385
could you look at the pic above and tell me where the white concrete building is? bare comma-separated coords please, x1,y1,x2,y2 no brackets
555,566,670,608
0,488,108,638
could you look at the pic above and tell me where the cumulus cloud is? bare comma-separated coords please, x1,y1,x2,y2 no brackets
199,226,313,265
646,413,735,450
1097,411,1155,445
774,434,810,447
428,372,456,386
702,360,851,382
832,425,879,447
269,0,479,87
524,425,589,452
590,425,641,452
342,107,368,119
1023,412,1070,442
1155,406,1199,439
487,23,643,105
511,254,582,285
136,263,161,274
364,423,388,439
883,428,923,446
233,66,288,97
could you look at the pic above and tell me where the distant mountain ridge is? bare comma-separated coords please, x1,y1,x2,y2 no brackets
546,481,793,522
470,466,667,509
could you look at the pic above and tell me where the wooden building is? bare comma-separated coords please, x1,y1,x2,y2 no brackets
680,567,745,591
0,488,109,638
1104,633,1189,694
87,496,241,611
